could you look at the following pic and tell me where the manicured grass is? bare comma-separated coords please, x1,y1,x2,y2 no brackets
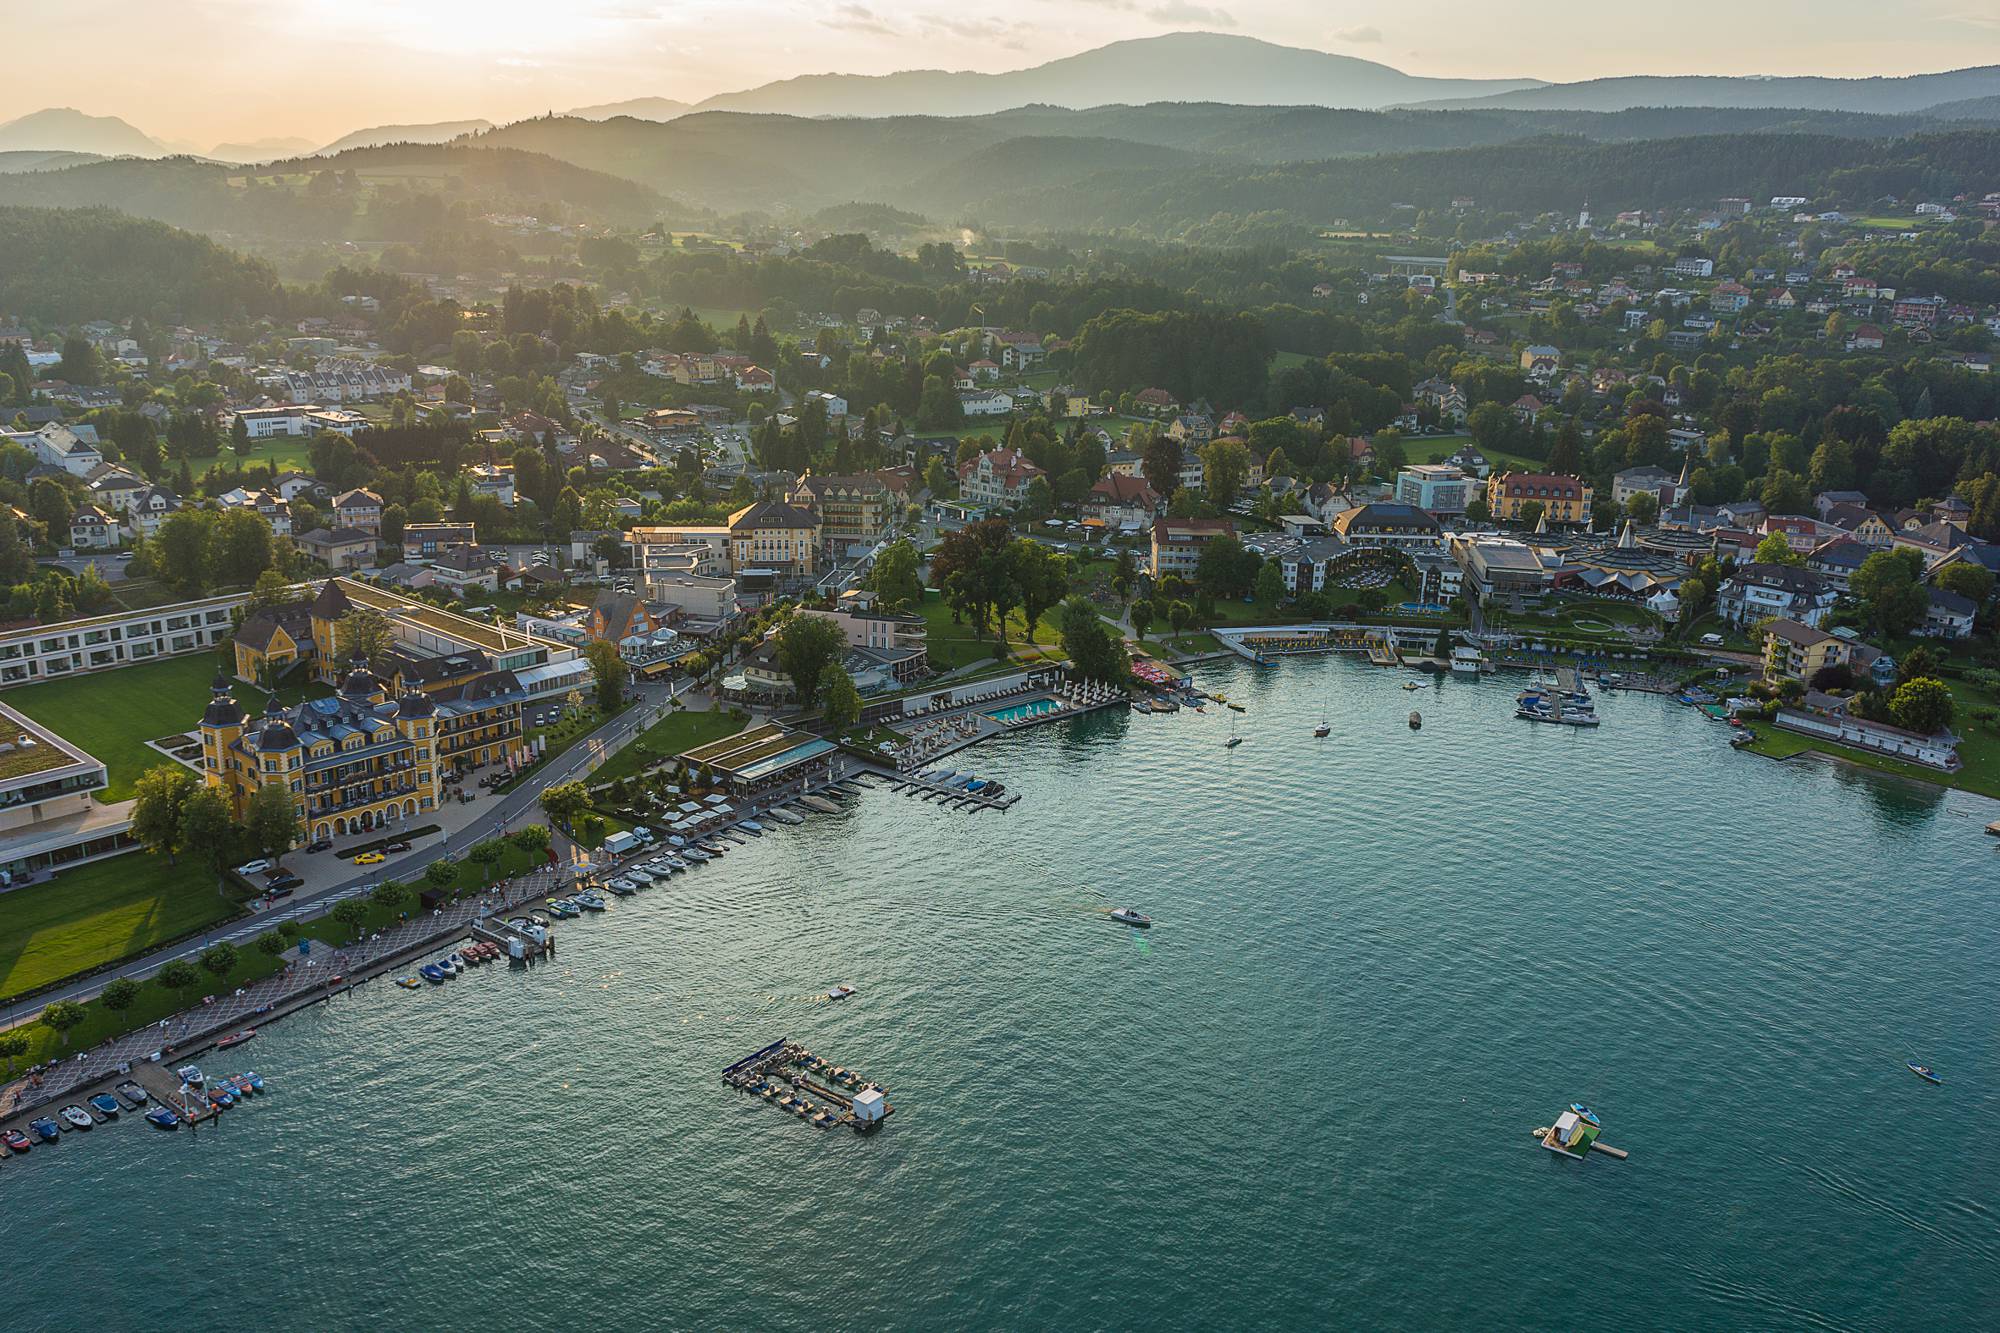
6,945,286,1068
588,707,747,785
4,652,260,802
0,853,243,1002
1742,679,2000,802
1403,434,1546,475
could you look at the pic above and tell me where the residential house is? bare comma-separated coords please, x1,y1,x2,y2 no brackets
1150,517,1235,577
1082,474,1163,533
331,488,383,534
403,522,477,562
297,527,375,572
1329,503,1445,552
1611,466,1675,508
1762,619,1850,683
1921,587,1978,640
1717,563,1836,627
957,448,1046,511
1133,387,1178,417
727,500,822,576
69,506,118,550
31,422,102,477
429,546,505,596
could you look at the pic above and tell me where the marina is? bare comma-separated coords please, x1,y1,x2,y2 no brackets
722,1038,893,1133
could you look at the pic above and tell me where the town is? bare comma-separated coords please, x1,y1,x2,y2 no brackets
1,19,1997,1327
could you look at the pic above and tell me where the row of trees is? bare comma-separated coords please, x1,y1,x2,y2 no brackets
130,765,299,874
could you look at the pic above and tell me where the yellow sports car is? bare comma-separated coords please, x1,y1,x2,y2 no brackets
353,851,386,865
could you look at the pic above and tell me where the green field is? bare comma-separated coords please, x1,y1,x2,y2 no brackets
1272,350,1314,370
0,853,243,1002
1404,434,1546,475
588,707,747,785
4,651,259,802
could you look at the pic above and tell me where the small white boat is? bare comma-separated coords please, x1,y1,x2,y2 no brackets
739,819,765,834
1109,907,1153,928
827,984,857,1000
447,951,468,972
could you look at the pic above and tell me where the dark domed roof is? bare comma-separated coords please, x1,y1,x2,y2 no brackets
396,691,436,719
211,671,231,693
257,718,298,750
340,663,379,698
202,693,246,727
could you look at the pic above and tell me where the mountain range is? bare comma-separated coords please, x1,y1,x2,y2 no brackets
10,32,2000,164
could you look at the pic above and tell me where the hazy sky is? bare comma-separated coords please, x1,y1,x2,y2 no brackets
5,0,1998,146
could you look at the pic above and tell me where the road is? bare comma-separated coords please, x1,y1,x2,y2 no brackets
6,679,689,1023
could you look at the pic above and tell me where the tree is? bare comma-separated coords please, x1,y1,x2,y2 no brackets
56,336,103,385
255,931,287,957
1140,433,1184,500
30,476,74,537
1759,467,1811,516
40,999,86,1047
180,786,237,875
1254,560,1286,606
1516,500,1545,531
0,1031,28,1074
582,638,628,713
339,607,395,671
423,860,457,891
777,612,848,706
1058,596,1128,683
1167,599,1194,637
1195,534,1260,600
131,764,198,864
1851,548,1929,638
927,518,1015,636
821,667,862,731
1130,597,1155,640
1111,548,1137,602
1752,532,1802,567
1935,561,1994,609
158,959,200,999
509,824,552,856
1889,677,1955,735
1370,430,1408,476
244,782,301,863
101,977,140,1014
540,781,590,828
331,899,370,940
245,567,295,613
869,539,923,610
199,941,238,983
1624,492,1660,525
1011,539,1070,644
1199,438,1253,509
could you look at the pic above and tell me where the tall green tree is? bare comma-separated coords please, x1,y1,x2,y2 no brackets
776,613,848,706
1058,596,1128,683
132,765,198,864
821,667,862,731
868,539,923,610
582,639,628,713
244,782,302,863
180,786,238,875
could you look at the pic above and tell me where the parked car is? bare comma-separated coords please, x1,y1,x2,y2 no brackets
383,840,411,854
233,859,271,877
266,871,304,891
353,851,386,865
265,883,297,900
306,837,333,853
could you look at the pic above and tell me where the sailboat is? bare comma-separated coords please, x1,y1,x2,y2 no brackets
1225,712,1244,748
1313,660,1332,737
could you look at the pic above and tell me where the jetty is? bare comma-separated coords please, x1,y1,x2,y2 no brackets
885,765,1021,811
722,1038,892,1134
1533,1103,1627,1162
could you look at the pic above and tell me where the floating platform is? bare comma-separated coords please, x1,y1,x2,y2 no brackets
722,1038,893,1134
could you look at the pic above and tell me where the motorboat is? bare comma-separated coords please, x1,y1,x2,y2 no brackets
396,975,423,989
215,1028,256,1050
144,1107,179,1130
1908,1062,1943,1085
419,964,447,984
208,1087,235,1110
175,1063,204,1086
88,1093,121,1118
574,891,608,912
30,1118,61,1143
59,1105,93,1131
828,984,857,1000
115,1080,149,1107
446,952,469,972
3,1128,32,1153
1408,711,1422,730
1313,723,1331,738
1402,681,1422,691
1109,907,1153,928
620,869,651,887
545,898,581,919
681,848,711,862
739,820,765,834
1224,736,1243,748
229,1075,257,1097
665,855,690,870
245,1072,266,1093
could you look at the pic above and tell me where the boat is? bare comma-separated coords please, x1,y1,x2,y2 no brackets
3,1128,31,1153
1402,681,1422,691
215,1028,256,1050
545,898,581,918
419,963,447,984
175,1064,204,1087
229,1075,256,1097
1109,907,1153,927
1450,645,1487,675
245,1071,265,1093
827,984,857,1000
574,892,607,911
29,1118,61,1143
681,848,711,862
1313,723,1331,738
1224,736,1244,748
144,1107,179,1130
59,1105,93,1131
115,1080,149,1107
208,1088,235,1110
396,975,423,989
1226,703,1246,713
88,1093,121,1118
1408,710,1422,729
1908,1062,1943,1085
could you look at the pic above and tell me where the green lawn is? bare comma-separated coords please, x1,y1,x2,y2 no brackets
918,590,1068,669
7,943,286,1067
4,651,260,802
588,707,747,786
0,852,244,1002
1404,434,1546,475
1742,679,2000,801
1272,350,1314,370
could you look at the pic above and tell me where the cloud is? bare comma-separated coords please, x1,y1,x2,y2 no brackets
917,15,1031,47
1145,0,1235,25
1333,25,1384,44
820,3,895,36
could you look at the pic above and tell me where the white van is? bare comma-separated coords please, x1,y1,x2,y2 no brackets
602,830,640,858
1699,633,1724,647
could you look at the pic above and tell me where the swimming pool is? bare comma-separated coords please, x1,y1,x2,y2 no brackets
986,698,1063,725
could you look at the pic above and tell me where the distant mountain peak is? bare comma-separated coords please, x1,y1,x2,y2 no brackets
0,107,165,157
314,119,496,155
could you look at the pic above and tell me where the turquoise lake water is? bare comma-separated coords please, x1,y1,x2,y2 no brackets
4,657,1997,1330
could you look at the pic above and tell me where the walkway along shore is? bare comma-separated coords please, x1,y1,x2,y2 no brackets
1,866,575,1130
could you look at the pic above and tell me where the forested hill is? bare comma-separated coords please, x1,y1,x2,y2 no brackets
965,129,2000,237
0,144,676,237
0,206,291,324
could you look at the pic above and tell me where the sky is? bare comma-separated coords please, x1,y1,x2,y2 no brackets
4,0,1998,147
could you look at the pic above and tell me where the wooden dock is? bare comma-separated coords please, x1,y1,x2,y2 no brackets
887,768,1020,811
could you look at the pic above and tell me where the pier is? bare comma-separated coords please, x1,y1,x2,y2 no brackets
883,765,1022,811
722,1038,892,1133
